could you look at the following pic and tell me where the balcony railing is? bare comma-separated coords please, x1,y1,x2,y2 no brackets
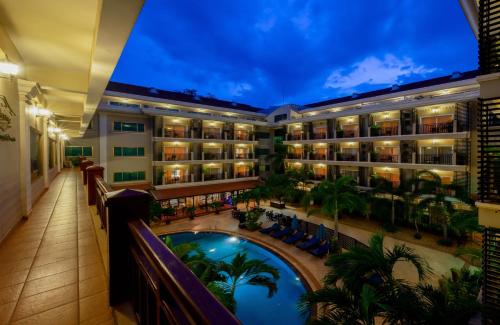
310,153,327,160
93,177,239,325
287,153,304,159
417,153,453,165
203,152,224,160
337,152,357,161
236,172,251,178
371,153,399,163
204,173,224,181
312,132,327,139
163,175,191,185
287,134,303,141
203,132,222,139
419,122,453,134
371,126,398,136
234,152,254,159
235,133,251,141
164,129,190,138
337,129,358,138
164,153,190,161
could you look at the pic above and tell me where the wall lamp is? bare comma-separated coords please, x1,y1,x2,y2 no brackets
30,106,52,117
0,61,20,76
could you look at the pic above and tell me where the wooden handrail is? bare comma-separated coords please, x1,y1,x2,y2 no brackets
128,219,240,325
95,176,113,230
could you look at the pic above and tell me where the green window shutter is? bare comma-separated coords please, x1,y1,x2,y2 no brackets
113,122,122,131
114,147,122,156
138,123,145,132
137,147,145,156
122,123,137,132
82,147,92,157
122,172,132,181
113,172,123,182
129,172,138,181
137,171,146,180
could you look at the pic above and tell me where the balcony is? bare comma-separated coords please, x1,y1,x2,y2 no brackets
163,175,191,184
310,153,327,160
371,153,399,163
203,152,224,160
312,132,327,140
417,153,454,165
203,130,222,139
204,172,224,181
370,126,399,137
311,174,327,181
235,132,251,141
419,122,454,134
164,128,190,138
234,152,254,159
235,172,252,178
287,133,303,141
163,153,190,161
336,152,358,161
336,128,358,138
287,152,304,159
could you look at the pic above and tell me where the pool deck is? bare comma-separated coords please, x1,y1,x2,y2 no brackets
153,204,466,290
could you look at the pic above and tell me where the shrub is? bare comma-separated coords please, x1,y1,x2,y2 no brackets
245,210,262,231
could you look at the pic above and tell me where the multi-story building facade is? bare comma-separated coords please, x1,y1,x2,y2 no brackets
70,70,480,197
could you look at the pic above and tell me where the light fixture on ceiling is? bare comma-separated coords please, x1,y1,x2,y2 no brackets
60,134,69,141
0,60,20,76
30,106,52,117
48,127,61,133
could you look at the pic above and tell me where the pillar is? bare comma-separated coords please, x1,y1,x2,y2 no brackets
87,165,104,205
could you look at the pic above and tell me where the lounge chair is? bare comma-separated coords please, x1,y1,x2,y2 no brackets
296,236,320,250
271,226,293,239
309,242,330,257
283,231,306,244
259,223,279,234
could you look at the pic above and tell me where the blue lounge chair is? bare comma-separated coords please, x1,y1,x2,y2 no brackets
283,231,306,244
309,242,330,257
296,236,320,250
271,226,293,238
259,223,279,234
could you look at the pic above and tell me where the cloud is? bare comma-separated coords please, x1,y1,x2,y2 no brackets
324,54,437,91
226,82,253,96
255,8,277,32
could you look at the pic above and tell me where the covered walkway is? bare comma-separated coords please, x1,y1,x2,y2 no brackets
0,169,112,324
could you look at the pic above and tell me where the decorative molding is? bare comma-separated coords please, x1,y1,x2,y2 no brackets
0,95,15,141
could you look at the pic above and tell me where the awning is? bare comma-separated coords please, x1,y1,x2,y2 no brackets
150,180,260,201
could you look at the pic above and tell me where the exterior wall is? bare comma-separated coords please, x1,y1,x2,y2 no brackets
65,115,100,164
105,112,152,185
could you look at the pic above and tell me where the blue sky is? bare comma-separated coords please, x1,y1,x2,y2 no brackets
111,0,477,108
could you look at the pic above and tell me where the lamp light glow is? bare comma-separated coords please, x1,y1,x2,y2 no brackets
0,61,20,75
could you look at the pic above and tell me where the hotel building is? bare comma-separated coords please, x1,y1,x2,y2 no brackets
69,71,480,198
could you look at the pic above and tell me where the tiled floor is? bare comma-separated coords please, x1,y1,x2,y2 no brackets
0,169,113,325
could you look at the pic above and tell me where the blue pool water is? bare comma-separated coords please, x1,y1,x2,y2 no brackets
162,232,309,325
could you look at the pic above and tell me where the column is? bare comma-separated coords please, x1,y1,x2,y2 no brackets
42,117,49,188
99,113,108,181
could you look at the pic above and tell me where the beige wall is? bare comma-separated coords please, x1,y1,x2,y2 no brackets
105,113,152,184
0,77,22,241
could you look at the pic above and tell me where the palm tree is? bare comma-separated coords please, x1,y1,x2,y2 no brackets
286,166,313,191
414,170,456,239
449,208,481,244
370,175,405,226
265,173,295,205
302,176,363,240
299,284,384,325
248,185,271,208
215,252,280,302
267,138,287,174
323,234,431,294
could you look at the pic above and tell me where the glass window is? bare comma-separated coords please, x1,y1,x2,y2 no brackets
138,123,145,132
113,173,123,182
82,147,92,156
122,122,137,132
138,147,145,156
138,171,146,180
113,121,122,131
123,147,137,156
30,128,42,180
114,147,122,156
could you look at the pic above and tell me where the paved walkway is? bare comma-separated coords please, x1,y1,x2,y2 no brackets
0,169,112,325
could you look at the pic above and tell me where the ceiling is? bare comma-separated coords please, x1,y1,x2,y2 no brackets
0,0,144,137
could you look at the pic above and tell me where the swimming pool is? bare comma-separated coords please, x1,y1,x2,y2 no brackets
161,231,309,325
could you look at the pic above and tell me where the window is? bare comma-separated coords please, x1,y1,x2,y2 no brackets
65,146,93,157
30,128,42,180
109,101,140,108
255,131,270,139
114,147,145,157
113,121,145,133
255,148,270,156
113,171,146,182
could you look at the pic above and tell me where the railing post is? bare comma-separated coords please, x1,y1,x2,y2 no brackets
106,189,151,306
81,160,94,185
452,152,456,165
412,152,416,164
368,152,371,162
87,165,104,205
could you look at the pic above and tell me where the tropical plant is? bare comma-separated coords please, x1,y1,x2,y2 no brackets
185,205,196,219
214,252,280,306
244,209,262,231
286,166,313,191
210,201,224,214
370,175,403,226
322,233,431,294
299,284,384,325
417,266,482,324
267,138,287,174
449,208,481,244
302,176,363,240
249,185,271,208
265,173,296,205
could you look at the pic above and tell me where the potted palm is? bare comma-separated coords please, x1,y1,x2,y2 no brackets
210,201,224,214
